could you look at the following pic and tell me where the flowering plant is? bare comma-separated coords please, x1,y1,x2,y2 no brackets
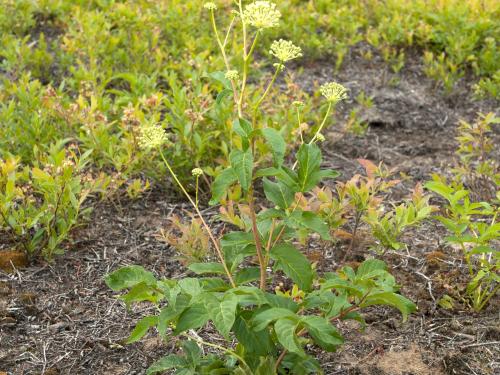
106,2,415,373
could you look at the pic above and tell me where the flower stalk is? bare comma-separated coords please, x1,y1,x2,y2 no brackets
159,149,236,288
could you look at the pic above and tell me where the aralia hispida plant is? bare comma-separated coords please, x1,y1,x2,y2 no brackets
106,2,416,373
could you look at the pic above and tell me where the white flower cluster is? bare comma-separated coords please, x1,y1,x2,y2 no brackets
203,2,217,10
191,168,204,177
138,124,168,149
320,82,348,104
225,70,240,81
269,39,302,62
243,1,281,29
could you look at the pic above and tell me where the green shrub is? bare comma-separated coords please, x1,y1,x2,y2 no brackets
0,143,101,260
425,113,499,311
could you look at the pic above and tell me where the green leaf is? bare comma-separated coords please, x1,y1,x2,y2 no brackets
233,118,253,140
270,243,313,291
208,71,232,90
468,245,496,255
301,316,344,351
174,303,210,334
361,292,416,322
265,293,300,312
181,340,202,364
200,277,230,292
255,167,281,178
437,217,468,234
296,144,322,192
220,232,256,270
320,277,364,297
256,167,299,189
204,292,238,339
127,316,158,343
233,312,274,356
263,178,294,209
120,282,161,307
229,286,268,306
285,210,331,240
223,244,257,272
316,169,341,180
178,278,202,297
281,353,321,374
105,265,156,291
356,259,387,279
216,88,233,105
146,355,186,375
230,149,253,192
188,263,226,275
257,208,285,221
158,296,189,337
252,307,298,331
255,357,277,375
221,231,255,248
424,180,453,198
261,128,286,167
274,318,304,356
175,369,196,375
235,267,261,285
217,293,239,338
210,167,238,205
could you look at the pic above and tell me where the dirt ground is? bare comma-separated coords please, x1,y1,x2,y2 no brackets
1,44,499,375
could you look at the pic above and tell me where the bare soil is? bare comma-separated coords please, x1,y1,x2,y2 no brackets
1,45,499,375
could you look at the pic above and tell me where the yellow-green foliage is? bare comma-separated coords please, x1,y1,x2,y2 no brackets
277,0,499,93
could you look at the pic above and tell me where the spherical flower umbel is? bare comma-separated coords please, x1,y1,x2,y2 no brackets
243,1,281,29
138,123,168,149
203,2,217,10
191,168,204,177
320,82,348,104
225,70,239,81
270,39,302,62
316,133,326,142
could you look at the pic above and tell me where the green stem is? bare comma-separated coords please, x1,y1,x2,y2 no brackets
248,186,267,290
247,31,260,59
460,242,474,276
195,175,199,208
290,101,334,170
477,283,500,311
264,219,276,266
239,31,260,116
223,15,236,48
210,10,239,108
270,200,301,249
296,106,304,144
159,149,236,288
252,64,281,127
309,101,333,144
237,0,247,117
